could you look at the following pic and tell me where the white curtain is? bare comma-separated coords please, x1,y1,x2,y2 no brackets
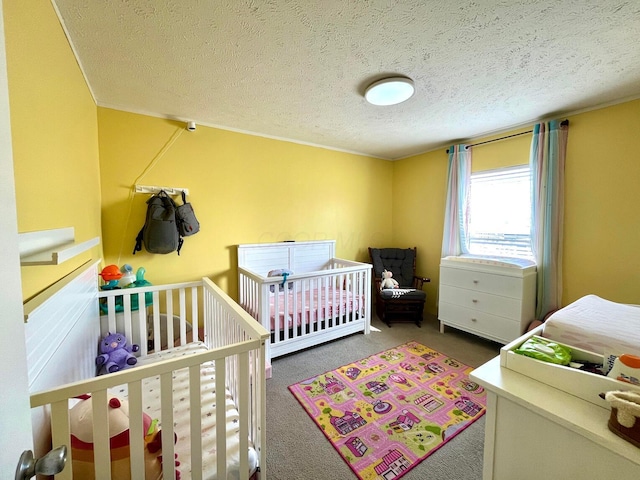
530,120,569,319
441,144,471,257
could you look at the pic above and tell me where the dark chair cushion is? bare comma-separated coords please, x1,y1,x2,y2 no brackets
369,248,416,287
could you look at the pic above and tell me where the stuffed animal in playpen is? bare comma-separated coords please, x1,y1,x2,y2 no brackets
96,332,139,374
380,269,399,290
69,394,180,479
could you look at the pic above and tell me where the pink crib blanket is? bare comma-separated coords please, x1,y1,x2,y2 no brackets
269,287,364,331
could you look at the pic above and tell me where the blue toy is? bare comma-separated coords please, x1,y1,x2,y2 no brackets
123,267,153,310
267,269,294,292
96,332,140,374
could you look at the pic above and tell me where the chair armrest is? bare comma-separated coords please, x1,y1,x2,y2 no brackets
412,276,431,290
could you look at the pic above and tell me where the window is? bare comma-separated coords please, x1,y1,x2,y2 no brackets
467,165,533,259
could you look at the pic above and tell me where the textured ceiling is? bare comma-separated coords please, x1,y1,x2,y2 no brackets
52,0,640,160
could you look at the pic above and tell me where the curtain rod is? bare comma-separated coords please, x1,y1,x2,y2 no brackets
446,119,569,153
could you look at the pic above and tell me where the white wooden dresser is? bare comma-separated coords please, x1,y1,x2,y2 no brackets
438,255,536,344
471,356,640,480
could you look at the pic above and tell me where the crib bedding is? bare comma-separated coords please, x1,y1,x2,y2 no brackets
269,287,365,330
111,342,257,479
542,294,640,356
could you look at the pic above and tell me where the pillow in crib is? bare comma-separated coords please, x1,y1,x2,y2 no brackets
268,269,294,292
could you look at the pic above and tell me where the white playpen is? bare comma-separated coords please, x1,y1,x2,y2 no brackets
24,260,269,480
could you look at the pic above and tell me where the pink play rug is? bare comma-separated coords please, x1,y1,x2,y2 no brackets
288,341,486,480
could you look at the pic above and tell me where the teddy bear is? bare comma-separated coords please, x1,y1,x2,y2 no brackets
380,269,399,290
96,332,140,374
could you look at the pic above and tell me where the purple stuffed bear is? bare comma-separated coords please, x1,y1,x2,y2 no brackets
96,332,139,374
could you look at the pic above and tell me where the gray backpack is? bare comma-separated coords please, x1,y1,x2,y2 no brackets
175,191,200,237
133,191,183,255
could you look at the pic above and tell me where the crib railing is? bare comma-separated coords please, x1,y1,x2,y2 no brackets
98,280,203,356
31,278,269,480
238,258,372,362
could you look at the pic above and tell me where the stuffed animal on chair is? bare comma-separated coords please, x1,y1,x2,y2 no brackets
96,332,140,374
380,270,399,290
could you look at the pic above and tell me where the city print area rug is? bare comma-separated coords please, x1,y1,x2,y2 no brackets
288,341,486,480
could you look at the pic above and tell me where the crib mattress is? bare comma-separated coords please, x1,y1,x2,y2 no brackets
542,295,640,356
269,287,364,330
110,342,257,480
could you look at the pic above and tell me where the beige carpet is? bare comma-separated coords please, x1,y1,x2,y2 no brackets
265,314,501,480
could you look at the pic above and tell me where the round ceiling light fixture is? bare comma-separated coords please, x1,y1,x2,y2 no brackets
364,76,415,106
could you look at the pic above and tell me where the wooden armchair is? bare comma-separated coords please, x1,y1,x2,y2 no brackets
368,247,430,327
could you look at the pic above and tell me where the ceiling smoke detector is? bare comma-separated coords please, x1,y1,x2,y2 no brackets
364,77,415,106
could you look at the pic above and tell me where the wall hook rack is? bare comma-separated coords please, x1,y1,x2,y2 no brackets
134,184,189,196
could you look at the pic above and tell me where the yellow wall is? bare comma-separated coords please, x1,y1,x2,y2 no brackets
4,0,102,301
394,99,640,314
563,100,640,304
391,150,446,313
7,0,640,316
98,108,393,297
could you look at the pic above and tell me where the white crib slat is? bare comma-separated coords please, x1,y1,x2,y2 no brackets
91,389,112,480
297,280,305,339
191,286,199,343
136,295,148,356
160,372,176,480
121,294,133,341
106,296,117,332
166,292,175,349
273,287,281,342
216,357,227,480
50,400,72,480
238,352,250,480
128,381,146,479
189,364,203,480
178,287,187,345
152,291,161,352
320,275,327,331
339,273,345,321
343,273,349,324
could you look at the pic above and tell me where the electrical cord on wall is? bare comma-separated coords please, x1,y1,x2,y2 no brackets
116,127,186,265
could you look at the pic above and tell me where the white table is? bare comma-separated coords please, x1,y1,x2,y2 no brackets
470,357,640,480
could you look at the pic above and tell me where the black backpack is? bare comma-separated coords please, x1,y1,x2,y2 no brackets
133,191,183,255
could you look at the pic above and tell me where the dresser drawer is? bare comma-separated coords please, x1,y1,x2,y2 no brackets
439,302,523,344
440,266,524,299
439,285,522,318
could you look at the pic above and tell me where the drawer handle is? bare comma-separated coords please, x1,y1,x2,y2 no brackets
472,299,478,303
473,279,479,284
471,317,477,322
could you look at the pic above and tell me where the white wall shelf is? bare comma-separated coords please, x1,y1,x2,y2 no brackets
19,227,100,266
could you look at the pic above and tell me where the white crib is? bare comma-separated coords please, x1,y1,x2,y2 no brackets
24,260,269,480
237,241,372,372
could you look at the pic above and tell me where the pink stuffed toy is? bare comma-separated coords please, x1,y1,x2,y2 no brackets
96,332,139,374
70,394,180,479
